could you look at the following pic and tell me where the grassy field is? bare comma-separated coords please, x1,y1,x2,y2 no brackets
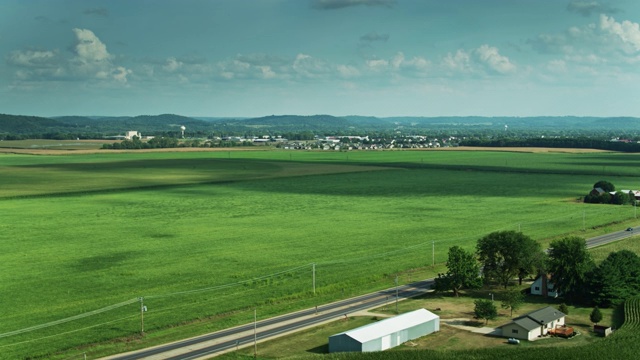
1,149,640,359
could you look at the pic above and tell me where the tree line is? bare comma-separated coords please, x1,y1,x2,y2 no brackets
435,230,640,308
460,137,640,152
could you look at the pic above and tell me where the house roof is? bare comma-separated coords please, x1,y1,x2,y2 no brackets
508,306,566,331
333,308,438,343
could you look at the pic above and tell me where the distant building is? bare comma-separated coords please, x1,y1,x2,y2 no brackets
328,309,439,353
530,274,560,298
125,131,141,140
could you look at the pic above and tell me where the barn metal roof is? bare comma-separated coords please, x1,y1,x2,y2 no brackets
337,308,439,343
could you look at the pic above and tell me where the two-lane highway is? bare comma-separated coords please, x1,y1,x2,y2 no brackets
103,228,636,359
103,280,434,360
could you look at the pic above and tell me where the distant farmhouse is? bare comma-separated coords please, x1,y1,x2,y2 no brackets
530,274,560,298
328,309,439,353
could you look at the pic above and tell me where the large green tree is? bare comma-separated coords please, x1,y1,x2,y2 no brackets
589,250,640,307
434,246,481,297
476,231,544,288
594,180,615,192
548,236,595,303
474,299,498,324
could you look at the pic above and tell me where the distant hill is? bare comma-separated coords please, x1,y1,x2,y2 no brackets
2,113,640,138
0,114,76,134
235,114,347,129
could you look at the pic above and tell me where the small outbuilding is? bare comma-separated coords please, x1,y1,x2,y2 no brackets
328,308,439,353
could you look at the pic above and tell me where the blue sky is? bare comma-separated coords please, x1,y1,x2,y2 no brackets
1,0,639,117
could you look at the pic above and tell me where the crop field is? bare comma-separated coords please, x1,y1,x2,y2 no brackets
1,149,640,359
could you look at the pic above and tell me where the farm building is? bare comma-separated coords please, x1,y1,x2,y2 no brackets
530,274,560,298
500,306,566,341
328,308,439,353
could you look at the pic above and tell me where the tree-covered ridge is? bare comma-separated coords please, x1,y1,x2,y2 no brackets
3,113,640,140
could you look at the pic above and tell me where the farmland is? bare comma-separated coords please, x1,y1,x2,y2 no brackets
1,149,640,359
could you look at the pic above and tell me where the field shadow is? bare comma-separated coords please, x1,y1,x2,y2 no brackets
72,251,140,271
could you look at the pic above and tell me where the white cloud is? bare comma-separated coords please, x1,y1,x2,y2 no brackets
475,44,516,74
112,66,132,84
443,49,472,72
7,50,58,67
215,54,286,80
600,14,640,52
442,46,515,75
163,57,183,72
292,53,330,78
364,52,429,75
337,64,360,78
258,65,276,79
72,28,111,64
69,28,131,83
366,58,389,71
7,28,132,86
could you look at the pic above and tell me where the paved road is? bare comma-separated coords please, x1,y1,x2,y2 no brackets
102,228,635,360
102,280,434,360
585,227,635,248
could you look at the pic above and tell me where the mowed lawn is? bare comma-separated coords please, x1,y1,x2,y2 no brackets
1,149,639,359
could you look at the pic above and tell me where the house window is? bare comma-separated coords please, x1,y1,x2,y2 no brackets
534,287,540,291
512,329,519,334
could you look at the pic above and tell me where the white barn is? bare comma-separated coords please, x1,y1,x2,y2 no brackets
328,309,439,353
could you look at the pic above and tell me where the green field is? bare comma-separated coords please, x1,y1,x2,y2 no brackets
1,149,639,359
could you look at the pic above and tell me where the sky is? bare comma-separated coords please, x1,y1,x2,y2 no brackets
1,0,639,118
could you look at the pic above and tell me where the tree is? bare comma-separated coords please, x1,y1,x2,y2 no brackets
594,180,615,192
590,306,603,325
548,236,595,303
476,231,545,288
612,191,631,205
434,246,481,297
589,250,640,307
474,299,498,324
501,289,524,317
558,303,569,315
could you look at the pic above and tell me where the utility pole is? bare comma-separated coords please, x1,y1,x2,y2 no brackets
432,240,435,266
395,275,399,314
312,263,316,295
139,297,144,335
253,309,257,359
583,210,586,231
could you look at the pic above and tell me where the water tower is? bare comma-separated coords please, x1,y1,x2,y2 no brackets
180,125,186,138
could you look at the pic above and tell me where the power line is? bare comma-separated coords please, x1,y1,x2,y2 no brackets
0,298,138,339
